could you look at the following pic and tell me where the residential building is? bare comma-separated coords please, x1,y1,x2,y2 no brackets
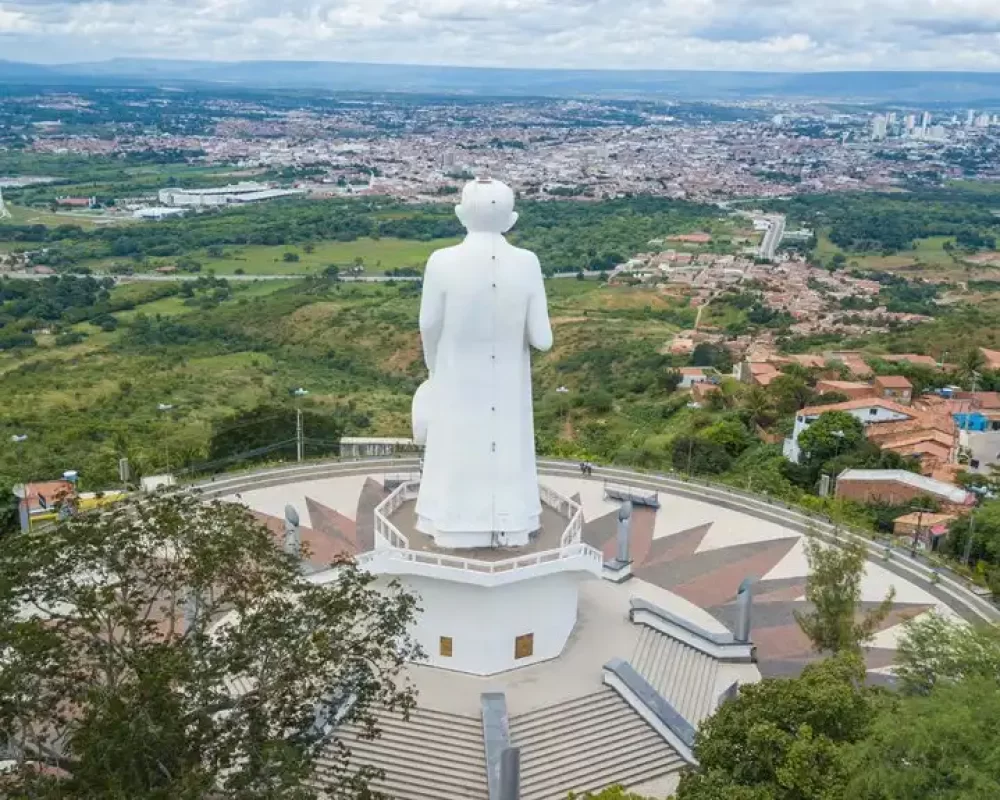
980,347,1000,371
815,380,876,401
783,397,956,472
825,351,873,379
892,511,958,548
835,469,974,511
873,375,914,405
691,382,721,406
784,398,916,463
678,367,717,389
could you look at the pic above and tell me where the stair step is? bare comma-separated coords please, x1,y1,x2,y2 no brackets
316,756,486,799
519,724,664,780
332,739,485,774
511,702,637,746
522,744,685,800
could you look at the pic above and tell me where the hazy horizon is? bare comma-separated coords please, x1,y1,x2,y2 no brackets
2,0,1000,72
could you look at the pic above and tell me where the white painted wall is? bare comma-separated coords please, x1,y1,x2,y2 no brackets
388,571,585,675
785,405,913,464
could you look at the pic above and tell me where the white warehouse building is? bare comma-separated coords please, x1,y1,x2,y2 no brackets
158,182,305,208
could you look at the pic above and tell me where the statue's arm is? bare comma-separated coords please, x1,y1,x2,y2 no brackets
419,256,445,374
526,257,553,352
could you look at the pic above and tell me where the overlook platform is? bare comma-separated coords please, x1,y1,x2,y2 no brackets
389,501,569,562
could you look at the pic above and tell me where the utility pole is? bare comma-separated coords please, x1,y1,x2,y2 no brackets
962,505,977,567
296,407,304,463
910,507,925,559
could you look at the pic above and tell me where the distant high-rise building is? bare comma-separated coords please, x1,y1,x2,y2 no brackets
928,125,947,141
871,115,888,141
887,112,897,125
967,109,976,126
976,113,991,128
904,114,917,131
921,112,932,129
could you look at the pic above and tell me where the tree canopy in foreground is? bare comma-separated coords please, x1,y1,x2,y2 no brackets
0,491,420,799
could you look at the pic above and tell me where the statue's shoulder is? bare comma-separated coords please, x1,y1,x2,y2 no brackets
504,243,542,270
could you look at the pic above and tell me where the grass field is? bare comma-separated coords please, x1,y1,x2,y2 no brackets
815,230,969,277
82,237,461,276
198,238,459,275
5,203,109,229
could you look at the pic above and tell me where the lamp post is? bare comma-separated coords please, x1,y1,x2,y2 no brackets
10,434,29,533
909,506,926,559
157,403,174,473
293,388,309,463
962,503,977,567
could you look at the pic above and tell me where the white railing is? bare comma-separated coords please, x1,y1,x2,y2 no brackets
367,479,596,579
373,481,413,550
539,483,584,549
366,541,603,576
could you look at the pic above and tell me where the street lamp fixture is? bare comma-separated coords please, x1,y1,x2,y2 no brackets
11,434,28,443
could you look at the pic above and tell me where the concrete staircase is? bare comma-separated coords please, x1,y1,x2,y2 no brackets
510,687,686,800
631,626,721,727
315,707,487,800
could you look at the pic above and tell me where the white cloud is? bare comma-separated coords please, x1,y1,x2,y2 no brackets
2,0,1000,70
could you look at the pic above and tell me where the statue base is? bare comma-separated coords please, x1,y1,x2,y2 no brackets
417,516,534,549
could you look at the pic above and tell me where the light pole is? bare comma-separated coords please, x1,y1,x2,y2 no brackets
293,388,309,463
909,506,926,559
10,434,28,533
962,503,978,567
158,403,174,473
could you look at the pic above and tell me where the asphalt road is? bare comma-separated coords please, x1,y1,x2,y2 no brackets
759,214,787,261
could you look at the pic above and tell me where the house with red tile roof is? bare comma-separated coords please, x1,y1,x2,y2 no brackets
783,397,957,473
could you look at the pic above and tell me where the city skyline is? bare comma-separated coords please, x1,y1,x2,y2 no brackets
2,0,1000,72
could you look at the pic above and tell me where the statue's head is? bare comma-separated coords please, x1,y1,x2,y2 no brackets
456,178,518,234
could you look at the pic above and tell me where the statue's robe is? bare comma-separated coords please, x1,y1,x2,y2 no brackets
415,233,552,538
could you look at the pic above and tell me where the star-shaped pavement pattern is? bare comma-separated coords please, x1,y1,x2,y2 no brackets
581,506,932,679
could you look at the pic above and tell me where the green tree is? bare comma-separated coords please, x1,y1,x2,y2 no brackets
283,251,301,263
691,343,732,373
0,479,18,536
672,436,733,475
206,404,345,468
568,788,654,799
768,373,815,415
0,491,419,798
846,678,1000,800
674,655,881,800
741,385,775,429
794,536,895,656
894,613,1000,695
941,499,1000,567
958,347,986,383
700,418,753,457
797,411,866,468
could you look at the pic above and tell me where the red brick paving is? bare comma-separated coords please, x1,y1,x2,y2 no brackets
641,523,713,570
751,623,815,660
627,507,657,566
754,583,808,604
669,538,799,608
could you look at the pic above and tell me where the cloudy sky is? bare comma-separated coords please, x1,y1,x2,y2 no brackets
2,0,1000,71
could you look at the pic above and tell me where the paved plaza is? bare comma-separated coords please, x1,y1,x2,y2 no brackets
230,469,969,682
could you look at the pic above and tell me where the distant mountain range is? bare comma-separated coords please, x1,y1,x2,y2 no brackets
3,59,1000,103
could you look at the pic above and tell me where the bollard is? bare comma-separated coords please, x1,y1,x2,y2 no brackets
498,746,521,800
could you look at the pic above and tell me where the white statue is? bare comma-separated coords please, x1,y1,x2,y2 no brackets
413,179,552,549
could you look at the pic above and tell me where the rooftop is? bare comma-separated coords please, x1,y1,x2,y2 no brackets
875,375,914,389
799,397,918,419
837,469,973,505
